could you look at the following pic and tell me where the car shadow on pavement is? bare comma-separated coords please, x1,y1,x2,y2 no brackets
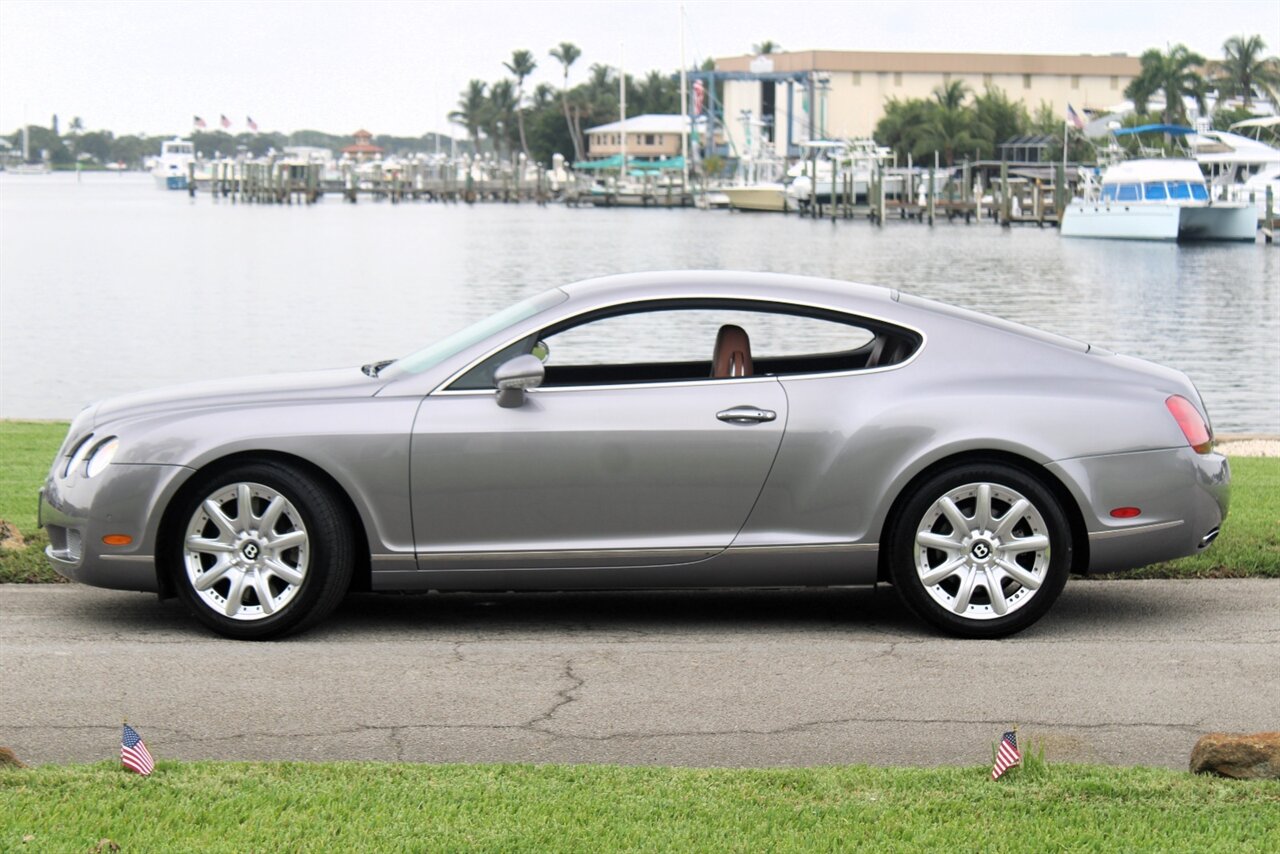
317,585,929,640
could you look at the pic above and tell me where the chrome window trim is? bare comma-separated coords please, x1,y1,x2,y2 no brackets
429,293,927,397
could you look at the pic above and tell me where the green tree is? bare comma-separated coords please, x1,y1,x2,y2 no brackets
752,40,780,55
1215,34,1280,109
632,70,678,115
919,103,988,166
485,79,518,159
972,86,1028,150
503,49,537,159
874,97,934,163
549,41,584,161
932,80,971,111
1124,44,1208,125
449,80,488,150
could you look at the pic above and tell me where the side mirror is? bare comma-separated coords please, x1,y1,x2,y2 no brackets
494,354,544,408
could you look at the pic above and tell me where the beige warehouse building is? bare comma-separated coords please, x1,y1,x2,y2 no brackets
714,50,1142,157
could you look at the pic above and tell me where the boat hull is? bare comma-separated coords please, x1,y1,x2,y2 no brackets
1061,203,1256,241
722,186,789,212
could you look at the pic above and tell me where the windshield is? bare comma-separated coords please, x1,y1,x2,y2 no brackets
380,288,567,377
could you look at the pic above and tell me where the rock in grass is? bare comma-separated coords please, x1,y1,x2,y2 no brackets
0,746,27,768
1190,732,1280,779
0,520,25,551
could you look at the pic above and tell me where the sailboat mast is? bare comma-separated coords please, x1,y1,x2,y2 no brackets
619,42,626,179
679,2,689,191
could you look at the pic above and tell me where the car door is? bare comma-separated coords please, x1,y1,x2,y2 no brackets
410,377,787,569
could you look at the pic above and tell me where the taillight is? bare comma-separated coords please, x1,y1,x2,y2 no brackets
1166,395,1212,454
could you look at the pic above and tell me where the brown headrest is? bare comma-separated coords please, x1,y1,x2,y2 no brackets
712,324,753,378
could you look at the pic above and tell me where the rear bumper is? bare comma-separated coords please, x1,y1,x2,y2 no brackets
1047,447,1229,574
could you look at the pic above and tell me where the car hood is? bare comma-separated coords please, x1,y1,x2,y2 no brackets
89,367,383,428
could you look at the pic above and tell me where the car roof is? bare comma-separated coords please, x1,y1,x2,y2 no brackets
558,270,1091,355
558,270,899,307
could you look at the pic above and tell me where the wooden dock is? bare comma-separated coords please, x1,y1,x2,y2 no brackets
188,159,564,205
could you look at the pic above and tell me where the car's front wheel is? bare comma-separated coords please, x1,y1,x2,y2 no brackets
887,462,1072,638
171,461,353,640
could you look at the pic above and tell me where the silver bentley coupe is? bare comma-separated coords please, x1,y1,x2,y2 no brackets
40,271,1229,639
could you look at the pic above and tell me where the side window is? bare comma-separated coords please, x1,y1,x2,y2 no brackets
542,309,873,372
1167,181,1191,200
447,301,920,391
1144,182,1167,201
1189,183,1209,201
1116,184,1140,202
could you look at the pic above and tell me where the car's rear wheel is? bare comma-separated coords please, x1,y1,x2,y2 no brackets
887,462,1071,638
172,462,353,640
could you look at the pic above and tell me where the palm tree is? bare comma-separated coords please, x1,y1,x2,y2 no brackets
932,80,971,111
1124,44,1208,125
874,97,934,163
752,40,780,55
549,41,583,161
531,83,556,110
1216,35,1280,109
448,80,488,150
485,79,518,160
503,49,537,159
918,102,988,166
633,70,677,115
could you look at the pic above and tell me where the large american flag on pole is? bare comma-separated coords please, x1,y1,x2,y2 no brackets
991,730,1022,780
121,724,155,776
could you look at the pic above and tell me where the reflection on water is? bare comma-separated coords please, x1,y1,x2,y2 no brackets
2,173,1277,431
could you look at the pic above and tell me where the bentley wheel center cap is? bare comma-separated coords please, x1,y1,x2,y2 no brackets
969,538,994,562
240,540,262,562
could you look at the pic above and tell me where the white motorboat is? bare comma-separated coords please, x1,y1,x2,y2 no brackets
151,138,195,190
1190,127,1280,216
721,183,789,212
786,139,892,207
1061,159,1256,241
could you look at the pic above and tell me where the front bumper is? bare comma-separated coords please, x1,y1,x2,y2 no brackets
1047,446,1230,574
40,462,193,592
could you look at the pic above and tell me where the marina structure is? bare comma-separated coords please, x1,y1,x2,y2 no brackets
712,50,1142,158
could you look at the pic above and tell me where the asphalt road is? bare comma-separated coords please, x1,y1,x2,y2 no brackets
1,580,1276,769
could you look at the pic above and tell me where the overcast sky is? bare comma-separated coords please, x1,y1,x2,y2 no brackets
2,0,1277,137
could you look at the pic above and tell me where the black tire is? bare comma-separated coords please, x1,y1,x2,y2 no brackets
887,462,1072,638
169,461,353,640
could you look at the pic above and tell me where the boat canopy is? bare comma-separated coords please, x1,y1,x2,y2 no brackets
1228,116,1280,131
1113,124,1195,137
573,155,686,171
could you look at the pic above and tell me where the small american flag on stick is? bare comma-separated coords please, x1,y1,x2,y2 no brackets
991,730,1022,780
121,723,155,776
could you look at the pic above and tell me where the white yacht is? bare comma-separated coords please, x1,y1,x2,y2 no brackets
786,139,892,207
151,138,196,190
1190,128,1280,217
1061,159,1256,241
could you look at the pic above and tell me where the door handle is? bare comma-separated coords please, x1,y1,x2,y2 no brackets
716,406,777,424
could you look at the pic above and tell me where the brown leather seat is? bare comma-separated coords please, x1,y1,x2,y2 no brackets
712,324,753,378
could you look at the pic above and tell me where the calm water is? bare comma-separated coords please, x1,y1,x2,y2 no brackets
2,172,1277,431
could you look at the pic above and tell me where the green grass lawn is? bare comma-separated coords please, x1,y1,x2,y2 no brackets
1,762,1276,852
2,420,1277,582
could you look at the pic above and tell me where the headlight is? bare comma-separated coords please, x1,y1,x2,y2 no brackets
63,435,95,478
84,437,119,478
